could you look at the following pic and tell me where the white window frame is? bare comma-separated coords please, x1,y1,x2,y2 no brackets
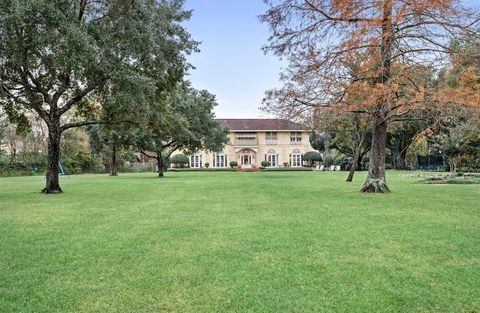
265,132,278,144
290,132,302,144
291,153,302,167
190,154,202,168
213,153,227,168
267,154,277,167
241,154,252,165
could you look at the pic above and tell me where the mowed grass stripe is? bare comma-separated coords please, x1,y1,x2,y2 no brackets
0,171,479,312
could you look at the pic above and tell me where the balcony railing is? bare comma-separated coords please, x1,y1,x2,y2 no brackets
265,139,278,145
234,138,258,146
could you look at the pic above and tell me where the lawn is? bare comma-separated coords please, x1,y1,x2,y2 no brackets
0,171,479,312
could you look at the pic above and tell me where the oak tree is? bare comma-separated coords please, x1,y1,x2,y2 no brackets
135,83,229,177
0,0,196,193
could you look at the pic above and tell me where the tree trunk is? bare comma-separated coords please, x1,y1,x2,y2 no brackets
361,119,390,193
391,150,396,169
110,144,118,176
357,152,365,170
361,0,392,193
448,157,457,177
346,151,359,182
157,154,164,177
397,148,407,170
10,146,16,163
43,121,63,194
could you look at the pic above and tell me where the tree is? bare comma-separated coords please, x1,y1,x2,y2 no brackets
303,151,322,166
309,131,330,159
329,113,372,182
430,118,480,175
418,36,480,174
88,124,137,176
170,154,189,168
3,124,19,163
387,112,432,170
261,0,479,192
0,111,7,150
0,0,197,193
135,84,229,177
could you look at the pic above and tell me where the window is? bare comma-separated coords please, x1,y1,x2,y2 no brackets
235,132,258,146
213,153,227,168
266,154,277,167
291,154,302,167
290,132,302,143
265,132,278,144
235,132,257,139
190,154,202,168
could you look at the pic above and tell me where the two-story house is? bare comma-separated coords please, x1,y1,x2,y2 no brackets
175,119,315,169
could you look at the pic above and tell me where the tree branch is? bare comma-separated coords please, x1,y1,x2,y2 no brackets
61,119,139,132
59,83,98,114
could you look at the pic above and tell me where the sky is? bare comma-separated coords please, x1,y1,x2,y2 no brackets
184,1,283,118
183,0,480,119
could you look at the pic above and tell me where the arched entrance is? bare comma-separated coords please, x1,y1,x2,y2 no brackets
237,148,257,168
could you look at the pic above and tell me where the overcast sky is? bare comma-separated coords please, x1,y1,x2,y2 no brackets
184,0,479,119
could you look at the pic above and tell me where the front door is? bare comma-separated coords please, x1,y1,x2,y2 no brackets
241,155,252,167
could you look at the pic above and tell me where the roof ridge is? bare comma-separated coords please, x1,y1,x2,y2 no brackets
216,118,287,120
216,118,307,131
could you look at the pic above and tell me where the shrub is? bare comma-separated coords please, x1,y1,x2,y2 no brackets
32,154,48,170
170,154,189,168
169,167,235,172
229,161,238,168
323,155,334,167
261,160,271,168
283,162,289,167
63,151,104,174
334,155,352,169
303,151,322,166
204,162,210,168
0,162,34,177
0,152,9,166
263,167,312,171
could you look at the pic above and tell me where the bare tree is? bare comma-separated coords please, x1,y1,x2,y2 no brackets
261,0,479,192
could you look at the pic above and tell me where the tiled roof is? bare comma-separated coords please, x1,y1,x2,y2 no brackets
216,119,306,131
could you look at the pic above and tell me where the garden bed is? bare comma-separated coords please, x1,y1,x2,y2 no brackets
418,173,480,184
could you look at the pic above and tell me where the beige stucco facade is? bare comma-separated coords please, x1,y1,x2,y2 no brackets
172,129,315,169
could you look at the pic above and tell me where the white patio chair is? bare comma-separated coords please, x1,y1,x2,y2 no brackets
330,165,335,171
312,165,320,171
320,165,324,171
335,165,341,171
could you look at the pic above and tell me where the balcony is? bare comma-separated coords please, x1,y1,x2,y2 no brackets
234,138,258,147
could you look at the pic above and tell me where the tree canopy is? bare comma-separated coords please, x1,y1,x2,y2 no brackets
261,0,480,192
0,0,197,192
134,83,229,177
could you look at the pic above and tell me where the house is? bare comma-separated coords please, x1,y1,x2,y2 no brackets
173,118,315,169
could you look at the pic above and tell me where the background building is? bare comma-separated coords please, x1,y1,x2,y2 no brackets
174,119,314,169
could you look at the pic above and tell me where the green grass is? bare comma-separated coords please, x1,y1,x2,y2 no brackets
0,171,479,312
